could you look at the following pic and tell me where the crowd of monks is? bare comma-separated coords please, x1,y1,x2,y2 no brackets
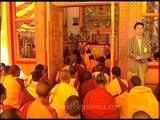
0,45,159,119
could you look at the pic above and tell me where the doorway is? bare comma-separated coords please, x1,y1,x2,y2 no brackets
47,2,119,84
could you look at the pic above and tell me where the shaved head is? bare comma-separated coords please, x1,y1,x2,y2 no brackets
132,110,151,119
36,81,51,97
59,69,70,83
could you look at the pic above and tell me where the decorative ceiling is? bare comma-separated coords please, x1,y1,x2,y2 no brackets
16,2,35,18
15,2,35,29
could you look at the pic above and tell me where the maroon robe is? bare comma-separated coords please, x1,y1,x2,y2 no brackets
20,88,35,107
83,87,120,118
80,78,96,100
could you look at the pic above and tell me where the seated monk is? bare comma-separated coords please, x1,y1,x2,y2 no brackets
0,108,22,119
80,71,96,100
55,57,71,84
1,65,10,83
106,66,131,96
92,63,109,81
86,55,98,72
122,76,159,119
105,53,111,68
73,57,86,84
83,72,120,118
20,81,57,118
49,69,79,118
24,64,51,87
132,110,151,119
3,65,24,109
106,66,131,118
92,56,110,76
69,66,80,92
65,95,83,118
20,70,42,107
0,83,12,114
84,49,91,67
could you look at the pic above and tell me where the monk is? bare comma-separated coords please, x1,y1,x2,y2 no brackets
85,55,98,72
74,57,86,84
65,95,83,118
68,66,80,92
24,64,51,87
21,81,57,118
80,71,96,100
20,70,42,107
92,56,110,76
106,66,131,118
0,108,22,119
106,66,131,97
132,110,151,119
3,65,24,109
55,57,71,83
84,49,91,67
92,63,109,81
0,83,12,114
49,69,79,118
122,76,159,118
83,72,120,118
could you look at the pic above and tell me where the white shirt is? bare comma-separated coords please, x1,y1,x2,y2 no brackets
136,37,142,54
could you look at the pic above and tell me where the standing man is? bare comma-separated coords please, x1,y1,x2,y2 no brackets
128,22,151,86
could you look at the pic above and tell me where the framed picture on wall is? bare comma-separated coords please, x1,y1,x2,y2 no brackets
12,2,36,61
73,17,79,25
16,20,36,59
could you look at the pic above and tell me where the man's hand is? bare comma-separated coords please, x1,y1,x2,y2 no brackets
135,56,142,61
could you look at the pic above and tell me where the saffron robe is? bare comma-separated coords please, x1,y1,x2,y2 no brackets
86,60,98,72
106,77,131,118
69,77,80,91
122,86,159,118
3,75,24,109
21,99,57,118
49,83,80,118
106,78,130,97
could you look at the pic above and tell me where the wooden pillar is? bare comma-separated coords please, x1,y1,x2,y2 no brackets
35,2,47,65
118,2,140,80
110,2,115,81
